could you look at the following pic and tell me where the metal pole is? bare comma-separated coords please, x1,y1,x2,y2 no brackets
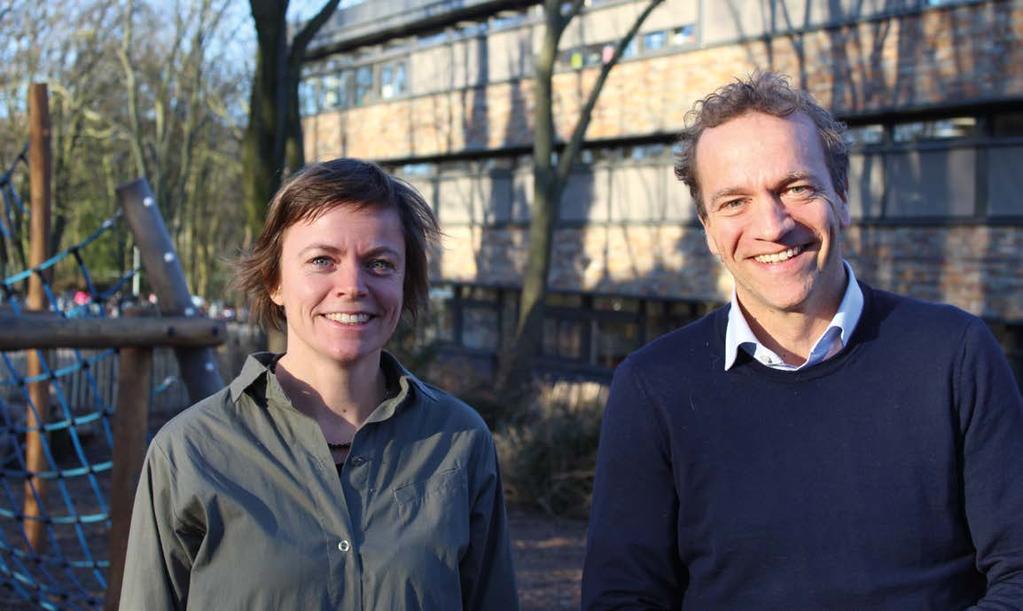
116,179,224,403
24,82,52,551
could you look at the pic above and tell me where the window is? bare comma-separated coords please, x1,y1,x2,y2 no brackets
672,24,696,46
892,117,976,143
321,74,344,109
380,61,407,100
354,65,373,106
993,112,1023,137
642,31,667,52
844,124,885,146
299,78,320,117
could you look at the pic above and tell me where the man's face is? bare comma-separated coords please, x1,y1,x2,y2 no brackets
696,111,850,321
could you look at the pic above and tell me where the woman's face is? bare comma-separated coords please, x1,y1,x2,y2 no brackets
271,204,405,369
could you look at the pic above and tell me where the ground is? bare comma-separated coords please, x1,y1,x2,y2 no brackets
509,506,588,610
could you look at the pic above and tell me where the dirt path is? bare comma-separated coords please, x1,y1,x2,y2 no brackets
509,506,588,611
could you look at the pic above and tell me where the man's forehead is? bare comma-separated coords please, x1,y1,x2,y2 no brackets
696,112,827,181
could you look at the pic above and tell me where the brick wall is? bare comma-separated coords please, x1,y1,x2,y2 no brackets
305,0,1023,323
304,1,1023,161
433,223,1023,322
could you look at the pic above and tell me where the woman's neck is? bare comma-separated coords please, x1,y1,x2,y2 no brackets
274,351,387,431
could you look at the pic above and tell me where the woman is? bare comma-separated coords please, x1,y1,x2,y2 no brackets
120,159,519,610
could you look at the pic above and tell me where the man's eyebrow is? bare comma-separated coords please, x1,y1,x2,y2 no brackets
777,171,822,187
707,187,748,204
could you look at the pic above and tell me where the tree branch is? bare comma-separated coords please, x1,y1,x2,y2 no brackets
556,0,664,183
288,0,341,63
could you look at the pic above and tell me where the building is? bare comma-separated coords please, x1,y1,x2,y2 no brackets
302,0,1023,383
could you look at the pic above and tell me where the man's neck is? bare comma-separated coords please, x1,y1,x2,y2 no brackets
737,267,849,366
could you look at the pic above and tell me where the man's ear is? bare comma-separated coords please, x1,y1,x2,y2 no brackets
834,190,851,229
700,215,720,257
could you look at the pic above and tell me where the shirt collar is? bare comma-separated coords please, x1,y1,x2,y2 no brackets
723,261,863,371
228,351,438,408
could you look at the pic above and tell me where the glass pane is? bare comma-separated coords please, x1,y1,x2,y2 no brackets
462,306,499,351
593,297,639,312
545,293,583,308
643,31,666,52
425,286,455,342
541,318,584,359
322,75,341,109
672,24,696,46
354,66,373,106
987,146,1023,217
887,149,976,217
596,320,640,369
993,112,1023,137
893,117,976,143
844,124,884,146
465,287,498,302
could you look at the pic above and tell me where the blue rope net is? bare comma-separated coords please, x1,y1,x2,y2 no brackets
0,151,148,609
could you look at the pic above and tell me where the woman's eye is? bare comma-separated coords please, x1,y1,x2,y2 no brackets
367,259,396,273
309,256,332,267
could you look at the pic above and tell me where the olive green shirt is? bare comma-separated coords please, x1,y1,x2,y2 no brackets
119,352,518,611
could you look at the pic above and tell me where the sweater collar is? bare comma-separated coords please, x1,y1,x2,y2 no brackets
723,261,864,371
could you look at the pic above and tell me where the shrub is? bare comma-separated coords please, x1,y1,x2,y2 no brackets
494,390,605,519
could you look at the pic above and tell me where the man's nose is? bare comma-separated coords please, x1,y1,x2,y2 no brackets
752,195,794,241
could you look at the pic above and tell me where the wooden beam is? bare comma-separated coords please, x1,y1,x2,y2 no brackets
117,180,225,402
103,343,152,611
0,314,227,350
24,82,52,552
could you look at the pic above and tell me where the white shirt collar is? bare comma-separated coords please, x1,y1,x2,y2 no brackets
723,261,863,371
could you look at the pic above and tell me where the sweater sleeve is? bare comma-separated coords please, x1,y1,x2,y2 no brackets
957,319,1023,609
581,358,685,610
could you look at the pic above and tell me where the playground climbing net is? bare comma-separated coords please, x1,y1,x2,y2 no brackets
0,149,140,609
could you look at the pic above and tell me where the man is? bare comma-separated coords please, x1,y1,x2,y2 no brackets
582,72,1023,609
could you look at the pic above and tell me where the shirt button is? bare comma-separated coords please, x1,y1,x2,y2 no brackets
337,540,351,552
349,456,366,466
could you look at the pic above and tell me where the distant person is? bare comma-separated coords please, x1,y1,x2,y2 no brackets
121,159,519,610
582,72,1023,609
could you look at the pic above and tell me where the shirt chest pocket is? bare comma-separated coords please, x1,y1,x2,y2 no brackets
389,464,471,562
393,464,466,506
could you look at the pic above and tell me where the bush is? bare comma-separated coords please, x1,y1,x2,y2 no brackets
494,393,604,519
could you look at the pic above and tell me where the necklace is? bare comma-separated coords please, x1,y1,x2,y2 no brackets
327,441,352,452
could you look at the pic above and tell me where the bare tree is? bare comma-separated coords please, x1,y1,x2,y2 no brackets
242,0,339,244
497,0,665,400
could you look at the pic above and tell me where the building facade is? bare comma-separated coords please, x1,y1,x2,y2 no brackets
302,0,1023,382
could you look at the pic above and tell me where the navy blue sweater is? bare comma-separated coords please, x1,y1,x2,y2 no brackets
582,284,1023,610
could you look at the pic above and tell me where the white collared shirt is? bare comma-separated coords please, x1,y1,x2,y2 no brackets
723,262,864,371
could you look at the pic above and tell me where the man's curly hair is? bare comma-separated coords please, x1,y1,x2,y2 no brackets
674,71,849,218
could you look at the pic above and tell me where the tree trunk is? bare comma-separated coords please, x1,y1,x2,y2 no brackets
495,0,665,405
242,0,289,243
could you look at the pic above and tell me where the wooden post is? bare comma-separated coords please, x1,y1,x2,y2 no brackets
116,179,224,404
24,82,52,551
103,342,153,611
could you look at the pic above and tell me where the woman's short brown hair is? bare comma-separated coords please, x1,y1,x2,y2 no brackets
234,158,440,331
674,71,849,218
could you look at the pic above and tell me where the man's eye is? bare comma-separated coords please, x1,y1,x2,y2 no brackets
718,199,746,213
784,184,816,199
